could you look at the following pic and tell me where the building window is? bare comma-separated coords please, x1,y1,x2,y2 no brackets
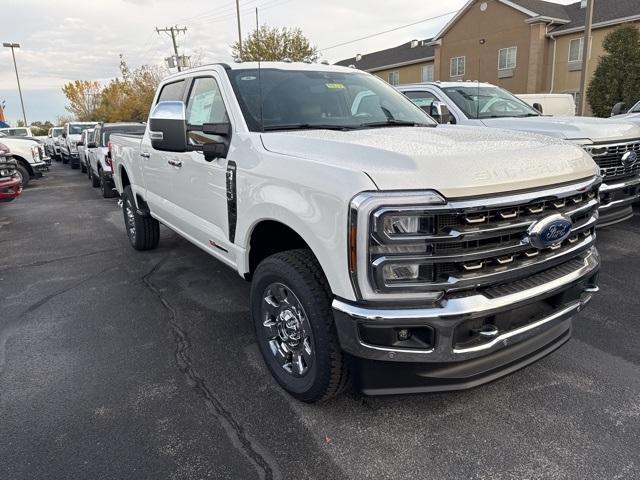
569,38,584,63
388,71,400,86
498,47,517,70
421,64,434,82
450,56,465,77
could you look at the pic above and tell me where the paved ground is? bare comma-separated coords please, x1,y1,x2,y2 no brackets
1,163,639,480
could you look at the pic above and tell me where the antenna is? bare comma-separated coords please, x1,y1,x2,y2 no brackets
256,7,264,132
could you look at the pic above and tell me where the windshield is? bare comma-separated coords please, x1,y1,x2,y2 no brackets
227,68,436,131
441,85,540,119
629,101,640,114
69,124,97,135
52,128,64,137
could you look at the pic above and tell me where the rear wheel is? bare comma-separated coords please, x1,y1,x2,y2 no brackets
122,185,159,251
15,164,30,188
91,168,100,188
80,160,87,173
101,173,117,198
251,250,348,403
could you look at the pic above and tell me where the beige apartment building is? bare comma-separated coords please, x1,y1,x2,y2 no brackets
337,0,640,106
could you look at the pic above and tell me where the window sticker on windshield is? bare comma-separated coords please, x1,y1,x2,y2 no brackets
325,83,345,89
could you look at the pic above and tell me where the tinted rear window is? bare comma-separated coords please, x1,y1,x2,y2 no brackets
102,125,147,146
157,80,186,103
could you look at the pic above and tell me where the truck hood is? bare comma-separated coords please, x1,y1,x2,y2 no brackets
260,126,598,198
67,134,81,142
481,116,640,143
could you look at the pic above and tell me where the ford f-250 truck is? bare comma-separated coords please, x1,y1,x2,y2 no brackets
111,62,601,402
60,122,98,168
398,82,640,227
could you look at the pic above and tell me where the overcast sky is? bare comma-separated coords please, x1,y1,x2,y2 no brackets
1,0,576,124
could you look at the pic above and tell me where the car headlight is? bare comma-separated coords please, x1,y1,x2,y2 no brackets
348,191,446,302
31,145,41,161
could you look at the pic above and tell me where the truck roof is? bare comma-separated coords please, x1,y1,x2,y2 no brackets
399,81,497,89
163,61,359,81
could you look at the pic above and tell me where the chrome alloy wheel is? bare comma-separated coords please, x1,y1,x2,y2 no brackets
261,282,314,377
124,199,136,240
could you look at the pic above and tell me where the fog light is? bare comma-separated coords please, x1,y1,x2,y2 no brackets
397,329,411,341
382,264,419,282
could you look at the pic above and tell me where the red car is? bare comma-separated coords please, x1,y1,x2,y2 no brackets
0,143,22,202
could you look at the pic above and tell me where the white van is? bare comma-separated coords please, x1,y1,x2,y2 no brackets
517,94,576,117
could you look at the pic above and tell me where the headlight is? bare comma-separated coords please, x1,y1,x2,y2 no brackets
349,191,446,302
31,145,41,161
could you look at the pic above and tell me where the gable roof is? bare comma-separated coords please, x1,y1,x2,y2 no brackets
551,0,640,35
335,39,435,72
432,0,570,41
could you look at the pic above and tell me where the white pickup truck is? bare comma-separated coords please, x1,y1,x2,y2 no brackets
112,62,600,402
398,82,640,227
60,122,98,168
0,136,48,187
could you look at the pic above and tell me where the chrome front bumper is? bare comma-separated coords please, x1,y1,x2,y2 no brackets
333,248,599,365
598,177,640,227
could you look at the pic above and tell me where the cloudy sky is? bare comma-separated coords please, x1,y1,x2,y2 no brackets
1,0,575,124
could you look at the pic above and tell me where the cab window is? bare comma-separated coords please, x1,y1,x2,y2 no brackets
185,77,229,145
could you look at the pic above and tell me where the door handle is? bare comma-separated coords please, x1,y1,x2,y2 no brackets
168,159,183,168
140,151,150,158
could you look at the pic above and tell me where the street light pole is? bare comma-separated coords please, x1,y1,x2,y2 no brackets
2,42,27,126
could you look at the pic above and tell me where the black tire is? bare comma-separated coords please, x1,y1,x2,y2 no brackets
71,162,79,170
251,249,348,403
91,168,100,188
101,173,117,198
80,162,87,173
15,164,30,188
122,185,159,251
62,154,69,164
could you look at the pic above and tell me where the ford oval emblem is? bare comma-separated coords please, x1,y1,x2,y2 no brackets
528,214,573,249
622,150,638,167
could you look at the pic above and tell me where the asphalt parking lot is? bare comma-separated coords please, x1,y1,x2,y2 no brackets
1,164,640,480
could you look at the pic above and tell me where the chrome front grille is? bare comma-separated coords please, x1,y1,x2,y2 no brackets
367,178,600,298
586,141,640,180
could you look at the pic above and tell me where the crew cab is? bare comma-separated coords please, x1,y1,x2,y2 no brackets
0,136,48,187
398,82,640,227
0,143,22,202
88,123,146,198
112,62,600,402
60,122,98,168
45,127,64,160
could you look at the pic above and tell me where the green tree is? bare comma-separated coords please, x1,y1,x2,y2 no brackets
231,25,318,62
587,26,640,117
61,80,102,120
30,120,54,136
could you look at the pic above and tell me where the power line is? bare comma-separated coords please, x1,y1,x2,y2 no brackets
318,9,458,52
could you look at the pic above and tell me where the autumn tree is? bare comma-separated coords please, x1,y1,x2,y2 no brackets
231,25,318,62
30,121,54,136
587,26,640,117
61,80,102,120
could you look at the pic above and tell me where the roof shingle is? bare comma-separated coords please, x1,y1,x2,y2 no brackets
335,40,435,71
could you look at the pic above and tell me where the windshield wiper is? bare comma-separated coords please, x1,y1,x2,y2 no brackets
262,124,358,132
359,120,433,128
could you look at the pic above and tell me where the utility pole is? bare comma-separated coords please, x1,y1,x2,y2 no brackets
2,42,27,126
578,0,595,116
236,0,243,57
155,26,188,72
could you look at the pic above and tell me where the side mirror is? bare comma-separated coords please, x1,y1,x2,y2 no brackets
77,142,84,146
429,101,452,124
611,102,627,116
62,132,67,138
533,102,544,114
149,101,187,152
201,123,231,161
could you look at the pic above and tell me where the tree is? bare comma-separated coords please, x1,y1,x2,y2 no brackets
231,25,318,62
587,26,640,117
30,120,54,136
61,80,102,121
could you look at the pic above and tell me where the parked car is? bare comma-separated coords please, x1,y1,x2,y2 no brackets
77,129,94,174
611,100,640,118
88,123,146,198
0,136,48,187
111,62,600,402
60,122,98,168
0,143,22,202
45,127,64,160
398,82,640,227
517,93,576,117
0,126,33,137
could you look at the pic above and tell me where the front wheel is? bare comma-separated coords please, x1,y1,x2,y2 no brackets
251,250,348,403
122,185,159,251
15,164,30,188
